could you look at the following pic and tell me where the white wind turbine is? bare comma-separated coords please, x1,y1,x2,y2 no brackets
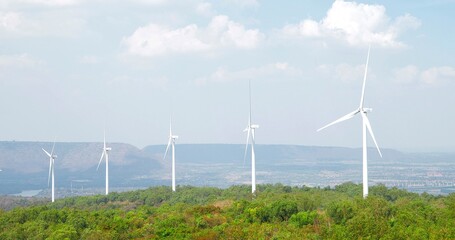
244,80,259,194
97,131,111,195
317,46,382,198
163,118,178,192
42,141,57,202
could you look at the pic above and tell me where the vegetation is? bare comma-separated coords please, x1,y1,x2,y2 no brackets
0,183,454,239
0,196,48,211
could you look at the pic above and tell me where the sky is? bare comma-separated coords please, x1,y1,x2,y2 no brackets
0,0,454,152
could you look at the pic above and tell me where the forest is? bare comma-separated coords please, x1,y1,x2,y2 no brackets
0,183,454,239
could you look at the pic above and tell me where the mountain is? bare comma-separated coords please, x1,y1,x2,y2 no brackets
0,141,162,194
0,141,454,195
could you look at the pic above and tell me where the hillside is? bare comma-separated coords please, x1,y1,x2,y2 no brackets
0,183,454,239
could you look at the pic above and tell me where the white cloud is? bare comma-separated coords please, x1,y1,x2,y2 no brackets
275,62,289,71
282,0,421,47
390,14,422,36
130,0,167,5
196,2,214,16
393,65,455,85
318,63,367,83
196,62,302,85
0,10,86,37
123,15,263,57
393,65,419,84
317,63,455,87
80,55,100,64
283,19,321,37
0,12,22,32
208,15,262,49
0,0,81,7
123,24,210,57
224,0,259,8
21,0,79,6
108,75,169,89
421,66,455,85
0,54,42,68
0,54,44,83
335,63,366,82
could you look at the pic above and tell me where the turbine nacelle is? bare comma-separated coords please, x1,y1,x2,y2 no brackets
42,148,57,159
244,124,259,132
104,147,112,151
172,135,178,140
362,107,373,113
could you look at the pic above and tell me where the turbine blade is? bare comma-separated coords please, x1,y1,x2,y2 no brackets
249,80,252,126
103,130,106,149
50,140,56,156
169,116,172,137
163,137,172,160
243,127,250,166
362,112,382,158
360,45,371,108
97,151,105,171
42,148,51,158
317,109,360,132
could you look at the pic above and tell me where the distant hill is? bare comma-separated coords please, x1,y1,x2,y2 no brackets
0,141,454,195
0,141,162,194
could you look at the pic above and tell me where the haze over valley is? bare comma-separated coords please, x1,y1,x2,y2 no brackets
1,141,453,198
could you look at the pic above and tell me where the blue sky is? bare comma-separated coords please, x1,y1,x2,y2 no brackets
0,0,454,152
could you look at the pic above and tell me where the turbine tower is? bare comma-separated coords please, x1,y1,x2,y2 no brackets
317,46,382,198
97,131,111,195
164,118,178,192
42,141,57,202
244,80,259,194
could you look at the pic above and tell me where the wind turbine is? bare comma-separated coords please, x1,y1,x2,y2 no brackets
97,131,111,195
42,141,57,202
163,118,178,192
244,80,259,194
317,46,382,198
